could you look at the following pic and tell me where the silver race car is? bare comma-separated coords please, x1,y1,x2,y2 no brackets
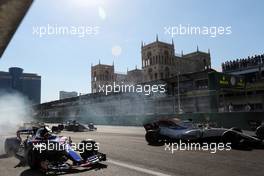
144,118,264,149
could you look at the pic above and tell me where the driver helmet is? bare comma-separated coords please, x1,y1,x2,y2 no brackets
40,126,52,138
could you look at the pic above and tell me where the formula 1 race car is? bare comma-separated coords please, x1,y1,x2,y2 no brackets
144,118,264,149
4,126,106,173
62,120,94,132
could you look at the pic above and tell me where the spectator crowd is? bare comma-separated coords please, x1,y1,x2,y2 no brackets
222,54,264,72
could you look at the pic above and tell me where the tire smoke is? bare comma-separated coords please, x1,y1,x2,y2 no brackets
0,92,32,155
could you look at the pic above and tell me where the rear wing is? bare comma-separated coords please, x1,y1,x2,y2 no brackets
16,126,39,140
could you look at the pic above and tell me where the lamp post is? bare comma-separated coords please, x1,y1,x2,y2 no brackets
177,72,182,114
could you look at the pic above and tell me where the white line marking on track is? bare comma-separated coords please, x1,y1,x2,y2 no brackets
107,159,174,176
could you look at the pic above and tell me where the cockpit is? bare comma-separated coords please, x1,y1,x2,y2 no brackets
35,127,55,139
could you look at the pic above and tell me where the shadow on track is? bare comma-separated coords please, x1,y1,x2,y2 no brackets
0,154,8,159
19,163,108,176
20,169,45,176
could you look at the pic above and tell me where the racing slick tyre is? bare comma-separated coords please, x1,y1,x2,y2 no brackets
58,124,64,131
4,137,20,156
222,130,242,149
51,126,60,133
230,127,242,133
256,125,264,140
80,139,98,160
27,148,40,170
145,130,161,145
73,125,79,132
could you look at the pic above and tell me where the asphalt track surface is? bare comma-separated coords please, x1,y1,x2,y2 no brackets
0,125,264,176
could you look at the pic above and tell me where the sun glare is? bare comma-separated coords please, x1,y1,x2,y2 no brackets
65,0,107,20
70,0,106,7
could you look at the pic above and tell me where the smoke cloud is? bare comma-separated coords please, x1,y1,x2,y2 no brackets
0,92,32,155
77,90,167,125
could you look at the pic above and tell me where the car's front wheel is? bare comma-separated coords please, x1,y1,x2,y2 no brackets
80,139,98,160
222,130,242,149
27,148,40,170
256,125,264,140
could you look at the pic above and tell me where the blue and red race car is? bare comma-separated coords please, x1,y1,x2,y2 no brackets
5,126,106,173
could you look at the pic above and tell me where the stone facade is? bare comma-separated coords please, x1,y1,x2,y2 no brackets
126,68,144,85
91,63,144,93
141,37,211,82
91,63,115,93
91,37,211,93
59,91,78,100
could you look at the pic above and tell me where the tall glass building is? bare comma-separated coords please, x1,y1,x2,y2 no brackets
0,67,41,104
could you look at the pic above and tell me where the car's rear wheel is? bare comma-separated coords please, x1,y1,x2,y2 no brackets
4,137,20,156
145,130,161,145
58,124,64,131
51,126,59,133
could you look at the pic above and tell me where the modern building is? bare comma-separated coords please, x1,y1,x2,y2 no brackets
59,91,78,100
0,67,41,103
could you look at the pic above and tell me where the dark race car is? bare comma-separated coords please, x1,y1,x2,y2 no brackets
4,126,106,173
144,118,264,149
64,120,90,132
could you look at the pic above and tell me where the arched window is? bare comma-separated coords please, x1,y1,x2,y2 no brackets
147,51,152,58
148,68,153,73
164,50,169,64
94,71,97,81
160,72,164,79
105,70,109,80
165,67,170,78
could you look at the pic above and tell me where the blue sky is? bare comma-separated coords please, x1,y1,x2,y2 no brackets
0,0,263,103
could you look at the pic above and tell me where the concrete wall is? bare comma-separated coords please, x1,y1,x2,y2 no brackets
37,112,264,131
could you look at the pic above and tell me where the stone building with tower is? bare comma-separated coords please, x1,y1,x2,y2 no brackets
141,36,211,82
91,61,144,93
91,36,211,93
91,62,115,93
